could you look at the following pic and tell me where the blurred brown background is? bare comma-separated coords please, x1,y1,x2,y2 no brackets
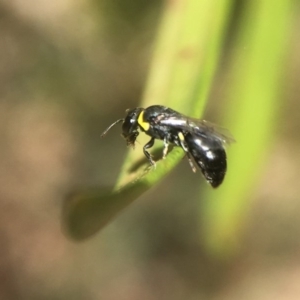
0,0,300,299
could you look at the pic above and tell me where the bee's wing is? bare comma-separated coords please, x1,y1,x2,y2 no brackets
160,116,235,145
188,118,236,145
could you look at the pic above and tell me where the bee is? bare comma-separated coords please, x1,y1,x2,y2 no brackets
101,105,234,188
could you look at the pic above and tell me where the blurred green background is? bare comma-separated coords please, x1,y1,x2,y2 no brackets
0,0,299,299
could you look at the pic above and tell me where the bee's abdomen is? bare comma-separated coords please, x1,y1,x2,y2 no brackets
185,133,227,188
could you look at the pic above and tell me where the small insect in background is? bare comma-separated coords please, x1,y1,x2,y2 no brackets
101,105,235,188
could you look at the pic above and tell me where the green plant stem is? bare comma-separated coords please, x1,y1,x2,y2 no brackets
64,0,233,240
201,0,292,258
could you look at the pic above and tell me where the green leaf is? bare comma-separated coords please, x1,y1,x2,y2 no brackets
64,0,233,240
200,0,293,258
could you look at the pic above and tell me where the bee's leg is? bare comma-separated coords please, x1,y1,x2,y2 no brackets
162,138,169,159
185,152,197,173
177,132,188,151
177,132,197,173
143,137,156,167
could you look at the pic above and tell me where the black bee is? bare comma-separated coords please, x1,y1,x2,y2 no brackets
101,105,234,188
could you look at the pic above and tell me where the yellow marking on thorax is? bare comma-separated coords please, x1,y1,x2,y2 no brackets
137,110,150,131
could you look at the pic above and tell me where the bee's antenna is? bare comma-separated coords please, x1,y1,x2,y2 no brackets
101,119,124,137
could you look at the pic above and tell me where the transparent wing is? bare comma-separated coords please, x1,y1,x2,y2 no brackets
159,116,235,145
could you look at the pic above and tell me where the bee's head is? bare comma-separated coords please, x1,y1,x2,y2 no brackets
121,107,143,146
101,107,144,147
